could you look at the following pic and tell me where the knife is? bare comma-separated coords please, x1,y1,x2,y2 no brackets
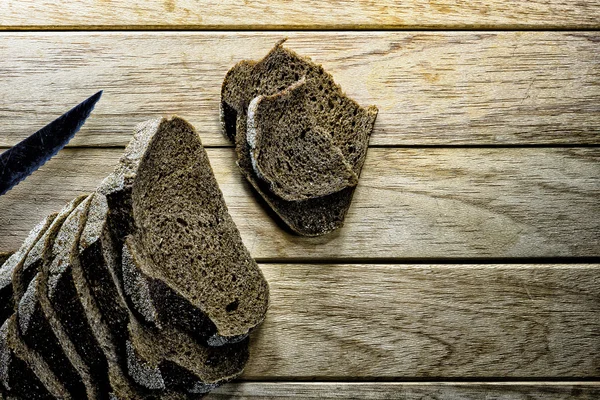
0,91,103,196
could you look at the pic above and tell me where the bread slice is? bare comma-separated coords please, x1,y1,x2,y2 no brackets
122,237,249,393
220,39,378,235
45,195,121,399
17,196,100,399
0,315,69,399
82,192,249,396
99,116,269,343
52,192,191,399
126,315,248,395
241,40,378,176
78,193,143,399
11,195,86,304
220,60,257,143
247,78,358,201
0,214,56,327
11,196,83,306
98,118,162,246
48,192,179,399
79,192,130,348
80,191,175,396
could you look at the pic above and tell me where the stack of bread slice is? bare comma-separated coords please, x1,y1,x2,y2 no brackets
0,116,269,399
220,40,378,236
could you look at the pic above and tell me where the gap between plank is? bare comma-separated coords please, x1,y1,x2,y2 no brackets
236,377,600,383
255,257,600,265
234,381,600,385
1,27,600,32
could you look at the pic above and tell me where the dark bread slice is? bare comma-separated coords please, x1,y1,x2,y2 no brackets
78,193,143,399
129,117,268,341
17,196,99,399
79,192,130,347
82,192,249,396
126,316,248,395
247,78,358,200
122,237,249,394
45,195,117,399
11,196,84,305
0,315,69,399
0,214,57,327
62,193,183,400
0,251,15,325
220,60,257,143
241,40,378,177
18,274,86,397
100,116,269,343
98,118,162,246
11,195,86,303
220,39,378,235
80,192,182,398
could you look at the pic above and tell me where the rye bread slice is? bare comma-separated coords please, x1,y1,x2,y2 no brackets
120,236,221,343
220,39,378,235
45,195,119,399
11,196,84,307
246,78,358,200
0,315,69,399
80,192,184,398
17,196,99,399
57,192,181,400
220,60,257,143
72,265,150,400
126,315,248,395
79,192,130,347
11,195,86,303
82,192,249,396
0,214,57,327
122,237,249,393
99,116,269,343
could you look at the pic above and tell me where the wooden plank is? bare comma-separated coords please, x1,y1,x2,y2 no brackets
243,264,600,378
206,382,600,399
2,0,600,29
1,32,599,147
1,147,598,258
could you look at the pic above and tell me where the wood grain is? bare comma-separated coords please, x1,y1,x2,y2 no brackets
243,263,600,378
2,0,600,29
1,147,598,258
1,32,599,147
206,382,600,399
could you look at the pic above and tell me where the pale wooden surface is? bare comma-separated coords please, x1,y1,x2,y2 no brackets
1,148,598,258
206,382,600,399
0,33,599,148
243,264,600,378
1,0,600,29
1,2,599,397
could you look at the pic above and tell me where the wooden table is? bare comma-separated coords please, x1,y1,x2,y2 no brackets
1,2,599,398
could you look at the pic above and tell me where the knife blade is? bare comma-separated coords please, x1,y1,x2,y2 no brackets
0,91,102,196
